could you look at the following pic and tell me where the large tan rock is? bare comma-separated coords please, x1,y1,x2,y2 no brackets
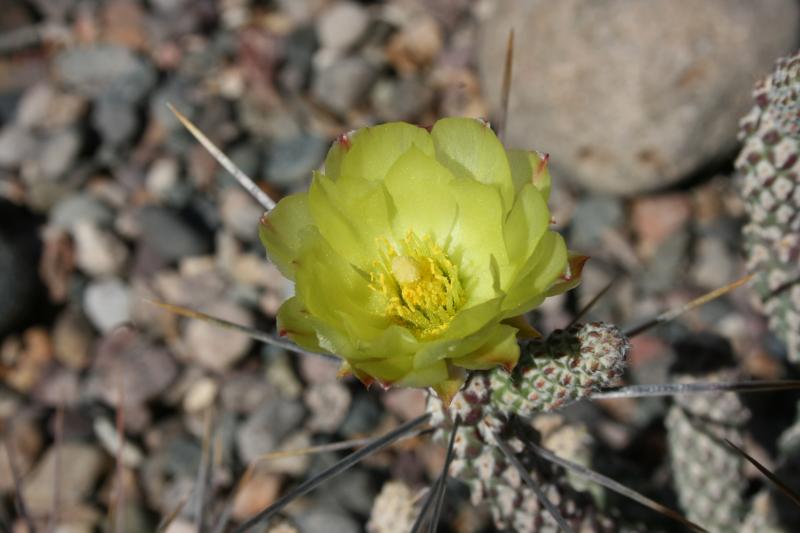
478,0,800,194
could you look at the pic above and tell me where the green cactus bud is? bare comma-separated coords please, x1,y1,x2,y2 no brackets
491,322,630,415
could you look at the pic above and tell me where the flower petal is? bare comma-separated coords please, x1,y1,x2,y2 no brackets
339,122,434,182
442,296,504,341
383,146,458,244
351,357,413,386
501,230,568,316
396,360,450,388
357,323,421,362
355,351,461,390
450,323,520,371
429,366,467,405
411,297,504,370
308,172,392,270
503,183,549,268
448,179,509,299
431,117,514,210
503,314,542,339
322,133,349,179
276,296,323,352
294,227,389,340
258,192,312,280
506,148,552,200
547,252,588,297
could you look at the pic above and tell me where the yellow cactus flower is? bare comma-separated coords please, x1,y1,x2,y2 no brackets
259,118,584,402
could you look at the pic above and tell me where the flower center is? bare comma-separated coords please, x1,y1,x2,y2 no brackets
371,232,464,339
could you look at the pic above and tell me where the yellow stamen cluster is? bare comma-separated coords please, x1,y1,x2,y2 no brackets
370,232,464,339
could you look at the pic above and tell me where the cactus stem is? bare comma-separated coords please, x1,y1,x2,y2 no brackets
767,273,800,298
494,436,574,533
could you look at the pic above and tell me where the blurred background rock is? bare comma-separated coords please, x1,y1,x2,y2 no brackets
0,0,797,530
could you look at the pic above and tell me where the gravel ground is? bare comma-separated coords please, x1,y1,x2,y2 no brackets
0,0,798,531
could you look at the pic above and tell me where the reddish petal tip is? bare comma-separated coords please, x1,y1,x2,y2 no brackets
336,133,352,150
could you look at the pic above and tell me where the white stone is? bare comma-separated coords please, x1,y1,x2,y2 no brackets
83,278,132,332
73,221,129,276
316,1,369,51
146,157,180,200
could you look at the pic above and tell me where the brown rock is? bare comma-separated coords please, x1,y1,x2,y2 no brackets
184,301,254,371
0,416,42,492
305,381,351,432
220,187,263,242
387,12,444,74
298,354,340,385
2,328,53,393
230,253,286,290
435,67,488,119
101,0,148,50
39,226,75,304
479,0,800,193
231,467,283,521
53,308,95,370
382,388,427,422
16,83,88,131
261,431,311,476
22,442,107,514
236,399,305,463
73,221,129,277
631,193,692,258
183,376,218,412
89,327,178,407
153,264,226,309
33,366,81,406
221,372,275,413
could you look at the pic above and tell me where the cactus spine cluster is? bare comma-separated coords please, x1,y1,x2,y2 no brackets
737,50,800,362
427,322,630,532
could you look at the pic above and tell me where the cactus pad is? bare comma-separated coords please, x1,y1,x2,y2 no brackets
666,373,750,531
737,49,800,362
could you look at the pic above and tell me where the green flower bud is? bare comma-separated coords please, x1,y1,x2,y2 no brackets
259,118,583,401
